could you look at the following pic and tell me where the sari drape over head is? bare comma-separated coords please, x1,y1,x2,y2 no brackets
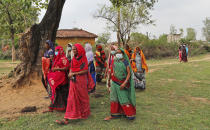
65,44,95,120
131,47,148,73
110,48,136,118
47,46,69,103
95,45,107,68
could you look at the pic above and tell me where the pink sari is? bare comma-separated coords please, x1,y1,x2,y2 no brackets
179,50,182,62
65,44,95,120
47,46,69,104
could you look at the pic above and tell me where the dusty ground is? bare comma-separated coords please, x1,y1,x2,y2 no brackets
0,79,50,119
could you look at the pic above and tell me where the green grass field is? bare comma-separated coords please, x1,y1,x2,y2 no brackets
0,55,210,130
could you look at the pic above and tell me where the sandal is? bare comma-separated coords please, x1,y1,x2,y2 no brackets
104,116,117,121
56,119,69,125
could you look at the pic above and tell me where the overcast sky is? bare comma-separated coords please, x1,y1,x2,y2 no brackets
39,0,210,41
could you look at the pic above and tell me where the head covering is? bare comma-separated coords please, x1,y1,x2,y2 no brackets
85,43,94,64
107,45,118,69
71,44,88,72
66,43,73,58
118,48,136,106
52,46,65,68
96,44,102,51
46,40,55,53
131,47,148,73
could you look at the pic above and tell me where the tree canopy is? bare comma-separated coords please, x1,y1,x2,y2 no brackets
0,0,48,61
95,0,157,46
203,17,210,42
186,28,196,41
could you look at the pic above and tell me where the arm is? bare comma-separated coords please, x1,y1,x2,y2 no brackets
49,55,54,61
69,70,88,78
120,66,131,90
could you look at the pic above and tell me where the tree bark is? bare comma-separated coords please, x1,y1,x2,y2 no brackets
11,32,16,62
10,0,66,88
117,8,121,47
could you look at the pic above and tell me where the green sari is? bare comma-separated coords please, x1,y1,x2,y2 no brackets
110,48,136,118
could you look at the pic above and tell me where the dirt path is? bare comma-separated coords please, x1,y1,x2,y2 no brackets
149,55,210,67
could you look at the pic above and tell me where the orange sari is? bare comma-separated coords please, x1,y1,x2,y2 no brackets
131,48,148,73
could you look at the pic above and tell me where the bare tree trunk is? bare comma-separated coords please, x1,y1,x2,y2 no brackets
11,33,16,62
117,8,121,47
10,0,66,88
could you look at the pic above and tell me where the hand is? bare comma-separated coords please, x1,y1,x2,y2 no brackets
52,68,58,72
68,73,75,78
108,80,111,87
138,70,143,73
120,83,126,90
107,87,111,93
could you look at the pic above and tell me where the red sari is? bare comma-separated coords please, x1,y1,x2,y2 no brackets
65,44,95,120
47,46,69,110
95,45,107,68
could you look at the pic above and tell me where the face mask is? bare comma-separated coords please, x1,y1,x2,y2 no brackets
68,47,72,51
111,51,116,55
116,54,123,60
55,51,58,56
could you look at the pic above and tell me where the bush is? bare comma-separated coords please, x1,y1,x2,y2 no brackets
0,50,12,60
129,33,210,59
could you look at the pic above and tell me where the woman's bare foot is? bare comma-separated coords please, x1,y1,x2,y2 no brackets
56,119,69,125
104,116,117,121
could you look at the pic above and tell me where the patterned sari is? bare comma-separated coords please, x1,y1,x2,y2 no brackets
47,46,69,111
110,49,136,119
131,47,148,89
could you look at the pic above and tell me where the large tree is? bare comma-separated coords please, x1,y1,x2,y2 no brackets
0,0,46,62
10,0,66,88
95,0,156,46
202,17,210,42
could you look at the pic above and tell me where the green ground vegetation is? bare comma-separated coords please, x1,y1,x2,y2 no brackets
0,54,210,130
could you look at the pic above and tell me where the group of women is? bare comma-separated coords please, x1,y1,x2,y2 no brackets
179,44,188,62
42,41,148,124
42,41,95,124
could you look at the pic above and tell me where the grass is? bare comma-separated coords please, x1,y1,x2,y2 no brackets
0,55,210,130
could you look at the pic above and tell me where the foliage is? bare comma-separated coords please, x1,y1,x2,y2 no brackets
0,50,12,60
186,28,196,41
1,55,210,129
130,32,148,44
129,33,210,59
96,32,111,44
0,0,48,36
95,0,157,46
0,0,48,61
170,25,177,34
202,17,210,42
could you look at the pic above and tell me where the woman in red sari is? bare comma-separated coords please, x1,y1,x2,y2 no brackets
44,46,69,112
95,44,107,82
56,44,95,125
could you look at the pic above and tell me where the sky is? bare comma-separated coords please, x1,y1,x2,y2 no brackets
39,0,210,41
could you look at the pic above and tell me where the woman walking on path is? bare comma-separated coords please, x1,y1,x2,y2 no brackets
105,45,118,91
95,44,107,82
85,43,96,93
44,46,69,112
104,48,136,121
56,44,95,125
131,47,148,90
179,45,182,62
